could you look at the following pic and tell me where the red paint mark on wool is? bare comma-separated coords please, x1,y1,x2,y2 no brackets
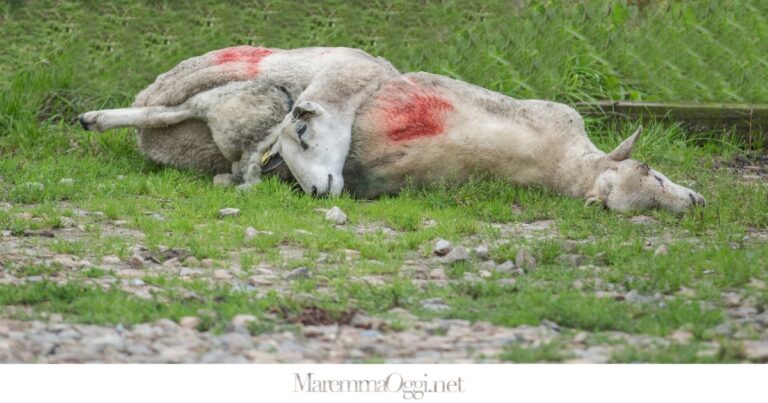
213,46,273,77
377,82,453,142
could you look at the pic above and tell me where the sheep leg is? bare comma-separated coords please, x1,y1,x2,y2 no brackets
78,106,195,132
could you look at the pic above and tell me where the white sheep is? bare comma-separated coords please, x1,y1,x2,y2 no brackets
81,47,705,211
80,46,399,189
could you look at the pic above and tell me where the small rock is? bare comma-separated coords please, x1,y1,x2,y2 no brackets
129,254,145,268
150,213,165,221
179,268,203,277
478,270,493,278
722,292,742,308
213,174,234,187
429,268,447,280
50,255,80,268
116,269,143,278
654,244,669,256
556,254,586,267
183,256,200,266
244,227,258,239
201,259,214,268
230,314,257,333
213,269,233,280
59,178,74,185
479,261,497,271
285,267,310,280
131,278,145,286
474,245,489,260
433,239,452,256
670,330,693,344
441,246,469,263
0,202,11,210
743,341,768,362
248,276,273,286
421,298,451,312
162,257,181,268
515,248,537,271
179,316,201,329
495,260,515,274
324,206,348,224
497,278,517,287
218,208,240,218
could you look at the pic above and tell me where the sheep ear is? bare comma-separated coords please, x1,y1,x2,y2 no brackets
260,153,283,173
608,126,643,161
260,141,283,173
291,101,320,121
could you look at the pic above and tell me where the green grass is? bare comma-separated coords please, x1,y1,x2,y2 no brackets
1,0,767,363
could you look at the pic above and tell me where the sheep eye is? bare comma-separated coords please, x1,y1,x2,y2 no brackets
296,122,307,138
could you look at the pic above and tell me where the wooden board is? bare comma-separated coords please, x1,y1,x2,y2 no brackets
575,101,767,147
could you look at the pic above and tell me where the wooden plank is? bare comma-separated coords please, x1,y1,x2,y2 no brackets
574,101,767,147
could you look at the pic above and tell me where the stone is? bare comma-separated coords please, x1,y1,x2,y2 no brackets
479,270,493,278
213,269,233,280
201,259,214,268
421,298,451,312
556,254,586,267
0,202,11,210
497,278,517,287
670,330,693,344
50,255,80,268
130,278,145,286
244,227,258,239
433,239,452,256
515,248,537,271
743,341,768,362
324,206,348,224
722,292,742,308
179,316,201,329
474,245,490,260
102,255,121,265
116,269,143,278
230,314,257,334
654,244,669,256
285,267,310,280
441,246,469,263
495,260,515,274
162,257,181,268
179,268,203,277
248,276,273,286
183,256,200,266
218,208,240,218
129,254,145,268
59,178,74,185
429,268,447,280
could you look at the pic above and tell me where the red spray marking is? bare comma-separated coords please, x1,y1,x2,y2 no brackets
376,81,453,142
212,46,273,78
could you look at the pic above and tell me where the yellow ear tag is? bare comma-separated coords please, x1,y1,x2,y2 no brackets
260,151,272,166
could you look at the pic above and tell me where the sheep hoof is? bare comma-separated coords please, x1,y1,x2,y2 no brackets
78,114,93,131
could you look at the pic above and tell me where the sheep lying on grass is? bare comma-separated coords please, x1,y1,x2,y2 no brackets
80,46,705,211
80,46,399,191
